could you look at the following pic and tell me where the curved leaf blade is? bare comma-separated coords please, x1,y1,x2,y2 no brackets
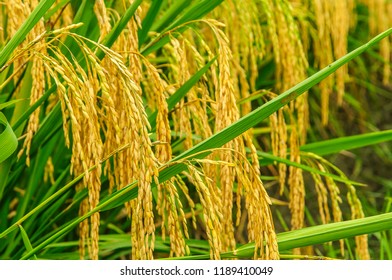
0,99,27,110
300,129,392,156
0,112,18,164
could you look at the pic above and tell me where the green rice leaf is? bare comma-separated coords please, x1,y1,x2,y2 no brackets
138,0,164,45
0,112,18,164
19,225,37,260
151,0,193,32
163,0,224,32
0,99,27,110
0,166,84,239
233,212,392,259
12,86,56,131
19,181,137,260
300,130,392,156
258,151,365,186
166,212,392,259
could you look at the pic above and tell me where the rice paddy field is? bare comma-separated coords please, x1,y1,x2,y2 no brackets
0,0,391,260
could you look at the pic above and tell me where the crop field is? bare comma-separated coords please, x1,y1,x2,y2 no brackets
0,0,391,260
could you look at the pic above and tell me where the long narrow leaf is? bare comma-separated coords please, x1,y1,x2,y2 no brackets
258,151,365,186
151,0,193,32
232,212,392,259
19,225,37,260
165,212,392,260
300,130,392,156
138,0,163,45
19,181,138,260
0,113,17,164
164,0,224,32
0,99,26,110
0,166,81,239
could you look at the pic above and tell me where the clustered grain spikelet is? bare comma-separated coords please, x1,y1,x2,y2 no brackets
197,19,278,258
303,153,370,258
142,52,190,258
39,42,104,259
262,0,308,241
311,0,353,124
93,2,160,260
213,0,265,115
361,0,391,85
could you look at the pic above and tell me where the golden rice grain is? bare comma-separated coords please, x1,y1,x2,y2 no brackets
43,157,55,185
288,125,305,230
362,0,391,85
347,185,370,259
312,0,353,123
94,0,111,42
306,160,331,224
187,164,222,259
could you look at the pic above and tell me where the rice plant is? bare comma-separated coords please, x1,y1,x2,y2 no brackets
0,0,391,260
